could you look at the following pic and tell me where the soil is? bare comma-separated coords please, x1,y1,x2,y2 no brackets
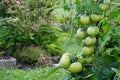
16,55,61,70
0,55,61,69
16,60,37,69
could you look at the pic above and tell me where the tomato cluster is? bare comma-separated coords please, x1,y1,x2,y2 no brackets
76,1,109,72
59,1,110,76
59,53,83,73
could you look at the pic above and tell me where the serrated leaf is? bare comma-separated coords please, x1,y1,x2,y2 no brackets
75,0,82,8
84,0,102,14
100,27,112,53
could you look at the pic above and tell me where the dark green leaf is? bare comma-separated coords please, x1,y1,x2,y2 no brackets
84,0,102,14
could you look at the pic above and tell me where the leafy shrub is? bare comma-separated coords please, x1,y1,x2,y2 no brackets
14,46,46,64
0,0,63,56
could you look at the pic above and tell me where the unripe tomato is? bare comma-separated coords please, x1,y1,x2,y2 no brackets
63,52,72,57
77,55,85,64
87,26,99,36
59,55,70,68
91,14,103,22
84,36,96,46
103,0,110,4
85,57,93,64
76,28,86,39
80,14,90,25
82,46,94,56
69,62,82,73
98,3,109,11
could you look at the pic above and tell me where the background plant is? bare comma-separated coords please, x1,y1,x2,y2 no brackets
0,0,63,59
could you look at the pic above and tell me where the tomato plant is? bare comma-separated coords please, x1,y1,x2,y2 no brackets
58,0,120,80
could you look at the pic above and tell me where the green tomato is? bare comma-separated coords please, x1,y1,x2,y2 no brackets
59,55,70,68
85,57,93,64
69,62,82,73
91,14,103,22
84,37,96,46
87,26,99,36
77,55,85,64
63,52,72,57
80,14,90,25
76,28,86,39
82,46,94,56
98,3,109,11
103,0,110,4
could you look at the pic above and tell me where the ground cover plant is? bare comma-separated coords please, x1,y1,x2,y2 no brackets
0,0,63,64
0,67,68,80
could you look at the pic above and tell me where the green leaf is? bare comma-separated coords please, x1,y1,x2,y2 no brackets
111,68,120,76
43,67,60,79
84,0,102,14
84,74,94,79
75,0,82,9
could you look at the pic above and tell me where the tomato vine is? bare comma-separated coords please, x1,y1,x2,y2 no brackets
58,0,120,80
